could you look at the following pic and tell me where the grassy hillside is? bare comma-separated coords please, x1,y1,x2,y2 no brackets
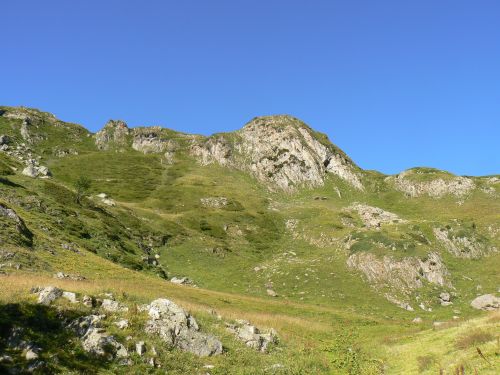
0,106,498,374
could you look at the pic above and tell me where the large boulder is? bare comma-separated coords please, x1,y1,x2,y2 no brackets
470,294,500,311
144,298,222,357
37,286,63,305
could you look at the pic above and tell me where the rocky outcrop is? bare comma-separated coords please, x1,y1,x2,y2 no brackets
344,203,405,229
386,169,475,198
95,120,130,150
191,115,363,191
226,320,278,352
433,228,495,259
144,298,222,357
470,294,500,311
131,127,167,154
347,252,451,299
0,203,33,246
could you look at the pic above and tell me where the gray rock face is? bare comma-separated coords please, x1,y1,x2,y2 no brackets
347,252,451,304
131,127,171,154
470,294,500,311
386,169,475,198
433,228,495,259
37,286,63,305
191,116,363,192
95,120,130,150
226,320,278,352
144,298,222,357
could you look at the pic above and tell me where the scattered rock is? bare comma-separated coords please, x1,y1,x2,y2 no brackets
200,197,228,208
37,286,63,305
82,328,128,359
419,303,432,312
344,203,405,228
22,160,51,179
266,289,278,297
170,277,194,285
115,319,129,329
54,271,86,281
67,314,106,337
101,299,129,313
144,298,222,357
82,295,94,307
68,314,128,360
25,348,39,361
62,291,78,303
439,292,453,306
470,294,500,311
226,320,278,352
412,317,423,323
136,341,146,356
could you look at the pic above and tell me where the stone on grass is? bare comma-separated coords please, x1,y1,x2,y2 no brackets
470,294,500,311
136,341,146,356
62,291,78,303
37,286,63,305
144,298,222,357
101,299,128,313
226,320,278,352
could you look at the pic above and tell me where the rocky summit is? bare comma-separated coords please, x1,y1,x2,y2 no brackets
0,105,498,374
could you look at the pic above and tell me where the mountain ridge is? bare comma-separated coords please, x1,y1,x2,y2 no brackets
2,105,496,179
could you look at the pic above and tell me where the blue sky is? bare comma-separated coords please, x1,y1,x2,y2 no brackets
1,1,499,176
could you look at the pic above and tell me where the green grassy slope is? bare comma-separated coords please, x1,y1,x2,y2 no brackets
0,106,498,374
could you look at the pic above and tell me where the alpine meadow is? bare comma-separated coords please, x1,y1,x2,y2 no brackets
0,106,498,374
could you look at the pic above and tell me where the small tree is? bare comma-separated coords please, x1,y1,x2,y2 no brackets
75,176,91,204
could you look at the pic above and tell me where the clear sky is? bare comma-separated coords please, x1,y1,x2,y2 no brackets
1,1,499,176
